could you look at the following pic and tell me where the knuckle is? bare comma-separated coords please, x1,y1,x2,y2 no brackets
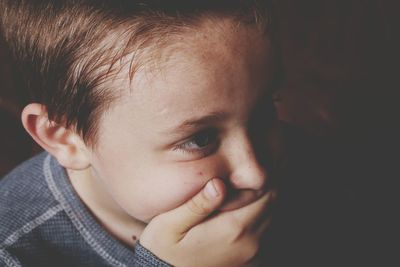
186,196,210,216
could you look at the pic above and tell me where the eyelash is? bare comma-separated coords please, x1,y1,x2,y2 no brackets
173,128,219,156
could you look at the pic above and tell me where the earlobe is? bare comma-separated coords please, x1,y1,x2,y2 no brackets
21,103,91,170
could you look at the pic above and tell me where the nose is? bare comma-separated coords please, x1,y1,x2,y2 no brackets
224,133,268,191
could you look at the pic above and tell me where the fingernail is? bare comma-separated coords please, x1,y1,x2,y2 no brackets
205,179,219,198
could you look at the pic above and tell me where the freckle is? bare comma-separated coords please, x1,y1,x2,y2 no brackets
198,171,203,176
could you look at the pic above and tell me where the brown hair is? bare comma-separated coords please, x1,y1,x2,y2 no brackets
0,0,273,146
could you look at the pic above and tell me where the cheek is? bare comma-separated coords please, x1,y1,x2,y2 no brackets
93,153,226,222
142,166,209,216
137,158,227,221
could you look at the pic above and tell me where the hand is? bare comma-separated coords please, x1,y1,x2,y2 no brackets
140,178,273,267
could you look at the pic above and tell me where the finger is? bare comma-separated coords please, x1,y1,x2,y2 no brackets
229,191,272,229
254,215,273,237
251,193,275,235
159,178,226,239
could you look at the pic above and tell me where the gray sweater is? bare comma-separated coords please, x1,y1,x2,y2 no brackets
0,152,171,267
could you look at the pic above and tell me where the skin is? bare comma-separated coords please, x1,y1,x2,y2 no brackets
65,19,277,248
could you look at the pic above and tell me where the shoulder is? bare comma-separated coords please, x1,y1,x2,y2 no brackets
0,152,63,245
0,153,82,266
0,151,52,191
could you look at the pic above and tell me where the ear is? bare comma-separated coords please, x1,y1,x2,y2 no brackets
21,103,91,170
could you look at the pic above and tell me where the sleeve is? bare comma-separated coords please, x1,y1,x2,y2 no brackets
0,249,23,267
133,242,173,267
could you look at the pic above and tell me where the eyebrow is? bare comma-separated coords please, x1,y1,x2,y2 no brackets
163,111,229,135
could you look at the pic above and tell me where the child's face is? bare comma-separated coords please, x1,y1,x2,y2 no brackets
87,21,277,223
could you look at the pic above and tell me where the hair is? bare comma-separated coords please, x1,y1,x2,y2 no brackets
0,0,274,146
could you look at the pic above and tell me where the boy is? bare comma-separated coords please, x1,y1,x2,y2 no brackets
0,0,279,266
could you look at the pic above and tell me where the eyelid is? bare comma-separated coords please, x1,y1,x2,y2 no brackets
173,128,219,156
164,111,229,136
173,127,216,145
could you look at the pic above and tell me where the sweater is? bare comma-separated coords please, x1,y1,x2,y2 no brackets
0,152,171,267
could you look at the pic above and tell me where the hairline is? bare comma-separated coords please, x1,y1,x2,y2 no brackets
79,15,270,148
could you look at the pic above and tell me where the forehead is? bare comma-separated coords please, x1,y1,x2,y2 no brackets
97,20,274,137
134,20,271,89
170,19,271,73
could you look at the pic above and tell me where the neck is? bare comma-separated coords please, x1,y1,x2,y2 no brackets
67,167,146,246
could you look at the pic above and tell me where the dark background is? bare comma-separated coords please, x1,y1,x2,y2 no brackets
0,0,398,264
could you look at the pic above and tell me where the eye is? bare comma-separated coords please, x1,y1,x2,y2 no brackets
173,128,218,156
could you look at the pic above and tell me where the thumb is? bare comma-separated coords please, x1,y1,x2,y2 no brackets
157,178,226,239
